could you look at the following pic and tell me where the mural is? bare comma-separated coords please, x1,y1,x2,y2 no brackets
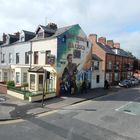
57,25,92,95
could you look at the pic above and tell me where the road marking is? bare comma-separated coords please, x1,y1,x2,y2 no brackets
124,111,136,115
115,102,132,111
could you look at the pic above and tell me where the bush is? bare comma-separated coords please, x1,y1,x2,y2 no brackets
7,81,15,87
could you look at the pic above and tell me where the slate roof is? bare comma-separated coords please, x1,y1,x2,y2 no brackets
92,54,102,61
23,30,35,36
32,24,77,41
97,42,115,54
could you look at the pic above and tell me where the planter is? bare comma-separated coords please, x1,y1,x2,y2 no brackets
29,92,56,102
7,90,25,100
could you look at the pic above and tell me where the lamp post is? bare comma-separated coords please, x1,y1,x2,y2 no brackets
42,69,47,108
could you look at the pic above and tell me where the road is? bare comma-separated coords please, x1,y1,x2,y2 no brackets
0,86,140,140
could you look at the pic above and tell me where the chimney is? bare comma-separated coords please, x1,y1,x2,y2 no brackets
98,37,106,45
14,32,20,38
114,43,120,49
3,33,6,43
107,40,114,48
89,34,97,43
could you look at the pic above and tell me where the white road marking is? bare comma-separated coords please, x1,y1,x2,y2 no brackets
124,111,136,116
115,102,132,111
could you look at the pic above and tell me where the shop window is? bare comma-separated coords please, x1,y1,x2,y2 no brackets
30,74,35,90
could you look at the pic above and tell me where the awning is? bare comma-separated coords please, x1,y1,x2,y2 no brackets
43,66,56,73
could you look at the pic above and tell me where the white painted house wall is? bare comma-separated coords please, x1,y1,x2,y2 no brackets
31,38,57,66
91,62,104,88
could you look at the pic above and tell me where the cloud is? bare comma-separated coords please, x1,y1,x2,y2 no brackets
0,0,140,58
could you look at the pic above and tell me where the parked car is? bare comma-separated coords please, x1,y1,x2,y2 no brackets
118,80,132,88
128,77,139,86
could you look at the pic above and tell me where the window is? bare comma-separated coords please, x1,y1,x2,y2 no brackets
16,53,19,64
16,72,20,84
30,74,35,90
1,54,5,63
37,32,43,38
45,51,51,64
114,73,119,81
9,53,12,63
38,75,43,91
73,50,81,58
96,75,100,83
62,35,66,43
93,61,99,70
0,72,1,81
23,73,27,83
25,52,29,64
4,72,8,81
34,51,38,64
107,61,112,70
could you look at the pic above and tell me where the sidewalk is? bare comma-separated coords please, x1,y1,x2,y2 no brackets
0,86,120,121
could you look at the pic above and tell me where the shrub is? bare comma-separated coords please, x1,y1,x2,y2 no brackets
7,81,15,87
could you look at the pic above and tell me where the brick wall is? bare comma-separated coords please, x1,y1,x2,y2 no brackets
0,84,7,94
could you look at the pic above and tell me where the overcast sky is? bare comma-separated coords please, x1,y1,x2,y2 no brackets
0,0,140,58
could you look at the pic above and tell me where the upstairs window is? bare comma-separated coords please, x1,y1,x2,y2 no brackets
9,53,12,63
45,50,51,64
25,52,29,64
107,61,112,70
93,61,99,70
34,51,38,64
37,32,43,39
16,53,19,64
1,54,5,63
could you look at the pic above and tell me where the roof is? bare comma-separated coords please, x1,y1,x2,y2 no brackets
28,66,44,73
28,66,56,73
32,24,77,41
22,30,35,36
92,54,102,61
97,42,115,54
112,48,134,58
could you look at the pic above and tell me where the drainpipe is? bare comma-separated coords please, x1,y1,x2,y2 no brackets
29,41,32,69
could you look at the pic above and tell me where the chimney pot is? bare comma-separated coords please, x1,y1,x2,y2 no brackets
107,40,114,48
98,37,106,45
114,43,120,49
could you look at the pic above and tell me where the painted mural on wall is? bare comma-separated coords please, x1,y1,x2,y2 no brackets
57,25,92,95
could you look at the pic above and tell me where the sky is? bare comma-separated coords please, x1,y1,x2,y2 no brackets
0,0,140,58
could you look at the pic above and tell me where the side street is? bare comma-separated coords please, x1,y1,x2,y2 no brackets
0,86,121,121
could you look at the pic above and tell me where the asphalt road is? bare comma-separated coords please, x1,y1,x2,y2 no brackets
0,86,140,140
